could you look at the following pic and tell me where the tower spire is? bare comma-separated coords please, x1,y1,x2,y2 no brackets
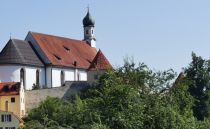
87,5,89,12
82,8,96,48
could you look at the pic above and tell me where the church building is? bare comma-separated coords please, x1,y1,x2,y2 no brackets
0,10,112,90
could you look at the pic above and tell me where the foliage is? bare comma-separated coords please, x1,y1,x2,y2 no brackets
184,52,210,120
24,56,210,129
32,83,41,90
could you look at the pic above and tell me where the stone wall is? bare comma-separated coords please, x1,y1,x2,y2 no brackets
25,81,90,114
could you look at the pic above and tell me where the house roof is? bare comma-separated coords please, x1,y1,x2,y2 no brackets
0,82,20,96
88,49,112,70
0,39,44,67
28,32,98,69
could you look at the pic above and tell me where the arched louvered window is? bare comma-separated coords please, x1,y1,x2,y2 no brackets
20,68,25,88
36,70,39,85
61,71,65,86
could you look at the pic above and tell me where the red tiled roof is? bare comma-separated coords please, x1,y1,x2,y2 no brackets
30,32,97,69
88,49,112,70
0,82,20,96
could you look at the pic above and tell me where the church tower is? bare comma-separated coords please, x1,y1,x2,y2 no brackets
83,9,96,48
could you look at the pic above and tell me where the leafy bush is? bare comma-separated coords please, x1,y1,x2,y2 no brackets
24,56,210,129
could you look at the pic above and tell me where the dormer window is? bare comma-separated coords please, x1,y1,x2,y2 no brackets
63,46,70,52
3,85,9,92
73,61,77,67
54,54,61,60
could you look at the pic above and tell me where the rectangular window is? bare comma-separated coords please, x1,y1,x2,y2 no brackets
86,30,88,34
5,128,15,129
1,115,4,122
94,74,99,80
0,127,3,129
11,97,15,103
1,114,12,122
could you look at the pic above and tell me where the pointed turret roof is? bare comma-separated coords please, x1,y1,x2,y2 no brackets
88,49,112,70
83,9,95,27
0,39,44,67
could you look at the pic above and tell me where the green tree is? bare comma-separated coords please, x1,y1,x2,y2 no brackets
24,58,210,129
184,52,210,120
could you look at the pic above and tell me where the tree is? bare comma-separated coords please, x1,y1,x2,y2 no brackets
24,58,210,128
184,52,210,120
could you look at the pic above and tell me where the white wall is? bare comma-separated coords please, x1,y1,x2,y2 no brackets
78,70,87,81
46,66,52,88
0,65,88,89
0,65,45,90
84,26,96,48
0,65,21,83
25,67,45,90
65,69,75,81
52,68,61,87
51,67,87,87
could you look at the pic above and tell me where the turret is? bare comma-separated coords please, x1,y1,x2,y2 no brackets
83,9,96,48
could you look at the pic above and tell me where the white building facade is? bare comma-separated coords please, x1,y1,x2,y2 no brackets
0,10,112,90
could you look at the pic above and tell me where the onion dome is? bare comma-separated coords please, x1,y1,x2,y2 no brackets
83,10,95,27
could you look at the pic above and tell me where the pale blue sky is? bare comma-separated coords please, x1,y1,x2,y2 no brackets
0,0,210,72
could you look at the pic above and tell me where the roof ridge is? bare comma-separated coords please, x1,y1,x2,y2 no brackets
29,31,86,43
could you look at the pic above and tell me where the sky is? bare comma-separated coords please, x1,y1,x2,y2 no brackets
0,0,210,73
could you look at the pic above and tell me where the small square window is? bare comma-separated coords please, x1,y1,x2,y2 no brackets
11,98,15,103
94,75,99,80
